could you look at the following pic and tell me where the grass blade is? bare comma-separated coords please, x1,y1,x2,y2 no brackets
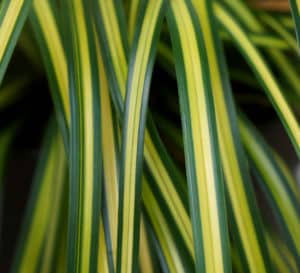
259,13,298,53
63,2,102,272
31,0,70,147
117,2,166,273
128,0,140,44
222,0,300,103
139,216,155,273
11,121,66,273
94,2,193,261
239,116,300,265
192,2,274,273
216,2,300,157
39,158,67,273
93,0,128,114
96,19,192,271
142,181,185,273
288,0,300,49
98,218,110,273
97,41,119,271
167,1,230,272
0,0,32,84
266,235,295,273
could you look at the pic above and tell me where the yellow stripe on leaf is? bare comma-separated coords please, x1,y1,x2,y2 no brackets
98,0,128,94
144,133,194,257
72,2,95,272
142,181,185,273
97,0,193,259
33,0,70,123
128,0,139,44
139,217,155,273
239,119,300,255
0,0,24,60
118,2,164,273
15,129,65,273
295,0,300,14
169,1,229,272
97,41,119,268
215,3,300,157
0,0,31,83
192,2,270,273
98,219,110,273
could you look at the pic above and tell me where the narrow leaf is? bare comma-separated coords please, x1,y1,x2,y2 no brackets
0,0,32,84
11,121,66,273
139,217,155,273
288,0,300,49
94,2,193,261
63,1,102,272
97,41,119,270
215,2,300,157
31,0,70,147
167,1,230,272
192,2,274,273
239,116,300,264
117,2,166,273
142,181,185,273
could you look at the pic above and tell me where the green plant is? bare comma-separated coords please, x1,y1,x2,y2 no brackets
0,0,299,273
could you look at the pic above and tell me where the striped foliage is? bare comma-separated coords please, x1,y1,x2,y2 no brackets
0,0,32,84
0,1,299,273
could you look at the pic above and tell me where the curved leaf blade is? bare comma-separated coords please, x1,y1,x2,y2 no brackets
0,0,32,84
167,1,230,272
117,2,166,273
63,1,102,272
216,3,300,157
11,122,66,273
192,2,274,273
